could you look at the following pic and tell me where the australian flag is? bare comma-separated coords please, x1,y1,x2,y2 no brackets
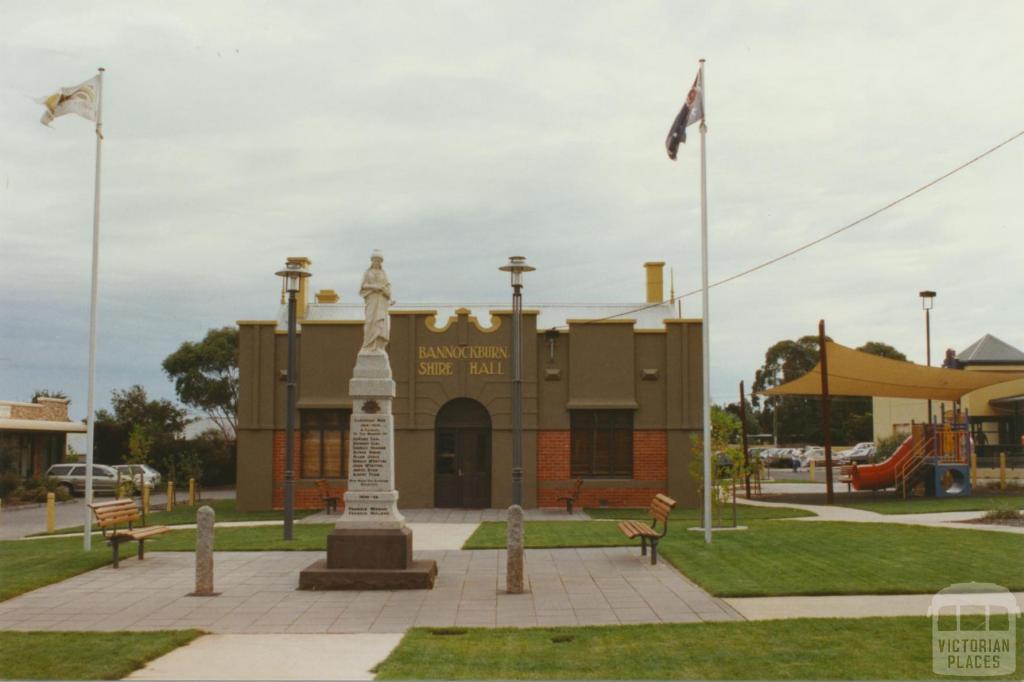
665,66,704,160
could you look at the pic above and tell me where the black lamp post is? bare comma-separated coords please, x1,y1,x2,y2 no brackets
499,256,534,507
920,290,936,424
276,259,311,539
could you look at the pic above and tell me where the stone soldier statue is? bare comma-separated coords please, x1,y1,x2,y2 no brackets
360,250,391,353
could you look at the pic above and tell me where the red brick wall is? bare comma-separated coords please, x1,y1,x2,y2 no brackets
272,428,668,510
271,430,346,510
633,430,668,480
536,429,667,508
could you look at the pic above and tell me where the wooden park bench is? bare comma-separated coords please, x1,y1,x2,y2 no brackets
556,479,583,514
89,498,170,568
316,479,340,514
839,465,854,492
617,493,677,565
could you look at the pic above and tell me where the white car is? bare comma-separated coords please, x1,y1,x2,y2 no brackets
112,464,163,488
838,442,876,464
801,446,825,465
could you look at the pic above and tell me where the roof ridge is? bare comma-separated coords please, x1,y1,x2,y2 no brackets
958,333,1024,363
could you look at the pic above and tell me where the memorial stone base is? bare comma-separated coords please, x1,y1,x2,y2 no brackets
299,348,436,590
299,528,437,590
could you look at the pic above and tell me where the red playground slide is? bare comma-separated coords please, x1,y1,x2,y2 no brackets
851,436,914,491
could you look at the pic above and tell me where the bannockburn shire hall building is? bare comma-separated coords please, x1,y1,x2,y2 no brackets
235,257,704,511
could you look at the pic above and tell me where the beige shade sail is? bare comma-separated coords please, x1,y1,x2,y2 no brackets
760,341,1024,401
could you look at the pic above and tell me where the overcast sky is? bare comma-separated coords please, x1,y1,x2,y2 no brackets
2,1,1022,420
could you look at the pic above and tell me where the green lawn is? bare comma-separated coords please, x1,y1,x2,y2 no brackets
0,630,202,680
469,521,629,549
150,523,335,551
36,498,314,536
0,524,336,601
585,505,813,522
374,617,1023,680
837,494,1024,515
0,536,114,601
464,520,1024,597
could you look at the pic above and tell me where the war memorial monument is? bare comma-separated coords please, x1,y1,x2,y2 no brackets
299,251,438,589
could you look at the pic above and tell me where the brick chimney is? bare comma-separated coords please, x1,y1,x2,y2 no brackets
644,262,665,303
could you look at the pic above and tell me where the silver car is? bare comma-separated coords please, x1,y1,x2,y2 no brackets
112,464,162,488
45,463,119,497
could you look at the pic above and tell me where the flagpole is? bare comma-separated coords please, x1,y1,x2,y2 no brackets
698,59,712,545
83,67,104,552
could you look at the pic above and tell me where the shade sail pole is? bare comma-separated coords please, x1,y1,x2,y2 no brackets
740,381,751,499
818,319,834,504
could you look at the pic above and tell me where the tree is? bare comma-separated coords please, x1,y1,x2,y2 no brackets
751,335,824,444
750,336,909,445
162,327,238,443
722,398,759,440
857,341,907,362
94,386,189,478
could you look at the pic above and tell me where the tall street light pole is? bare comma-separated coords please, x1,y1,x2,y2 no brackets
920,290,936,424
276,260,311,540
500,256,534,507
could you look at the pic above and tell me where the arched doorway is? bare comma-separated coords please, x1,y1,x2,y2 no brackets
435,398,491,508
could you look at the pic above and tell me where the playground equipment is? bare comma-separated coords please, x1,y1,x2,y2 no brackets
850,411,973,497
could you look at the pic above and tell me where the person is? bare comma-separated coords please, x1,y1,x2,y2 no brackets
360,250,391,352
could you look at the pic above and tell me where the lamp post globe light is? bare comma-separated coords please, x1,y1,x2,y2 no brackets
919,290,936,424
276,259,311,540
499,256,535,507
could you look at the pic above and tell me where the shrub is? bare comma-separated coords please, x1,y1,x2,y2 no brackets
984,507,1023,521
874,434,905,462
0,472,20,499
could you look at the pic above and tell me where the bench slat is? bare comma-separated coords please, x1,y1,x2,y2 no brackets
654,494,677,508
90,498,135,508
128,526,170,540
94,512,141,527
618,521,658,538
92,505,137,515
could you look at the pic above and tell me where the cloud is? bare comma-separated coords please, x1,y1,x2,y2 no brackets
1,1,1022,417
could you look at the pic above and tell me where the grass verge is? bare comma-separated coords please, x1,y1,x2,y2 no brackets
1,524,335,601
585,505,813,522
0,536,113,602
374,617,1023,680
464,519,1024,597
836,494,1024,515
0,630,202,680
149,523,335,551
35,498,315,536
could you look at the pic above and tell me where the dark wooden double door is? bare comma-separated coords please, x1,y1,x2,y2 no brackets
434,399,491,508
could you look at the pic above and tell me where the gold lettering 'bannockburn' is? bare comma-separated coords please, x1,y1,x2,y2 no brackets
417,345,509,375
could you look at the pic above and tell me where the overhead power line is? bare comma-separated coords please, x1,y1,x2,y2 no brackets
576,127,1024,326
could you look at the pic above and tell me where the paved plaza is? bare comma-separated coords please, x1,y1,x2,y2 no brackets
0,547,739,633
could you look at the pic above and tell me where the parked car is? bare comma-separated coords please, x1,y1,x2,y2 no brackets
112,464,162,488
837,442,876,464
45,463,119,497
801,446,826,466
714,452,734,477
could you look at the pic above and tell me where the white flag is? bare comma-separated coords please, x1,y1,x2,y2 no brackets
38,75,100,127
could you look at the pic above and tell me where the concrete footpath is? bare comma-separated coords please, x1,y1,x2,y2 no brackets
127,633,402,680
727,591,1024,621
737,497,1024,534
